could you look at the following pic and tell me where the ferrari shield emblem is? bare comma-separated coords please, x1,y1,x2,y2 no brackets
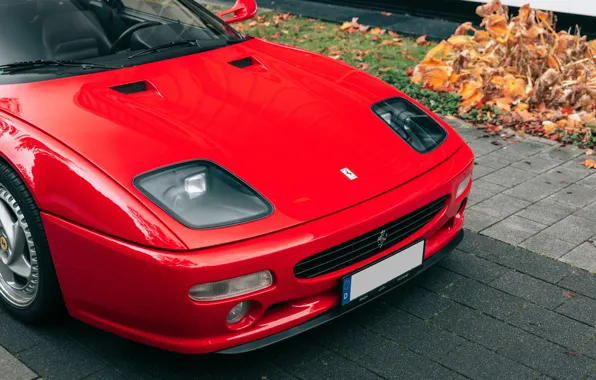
340,168,358,180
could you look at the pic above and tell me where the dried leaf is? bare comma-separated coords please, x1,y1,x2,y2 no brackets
563,291,576,299
340,21,352,31
371,27,385,36
416,35,429,46
581,159,596,169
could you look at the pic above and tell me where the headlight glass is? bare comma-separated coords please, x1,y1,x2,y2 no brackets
372,97,447,153
134,161,273,229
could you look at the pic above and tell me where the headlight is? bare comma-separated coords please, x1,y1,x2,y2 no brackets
189,271,273,301
372,97,447,153
456,175,471,198
134,161,273,229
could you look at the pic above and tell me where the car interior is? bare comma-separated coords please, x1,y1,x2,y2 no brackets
0,0,227,65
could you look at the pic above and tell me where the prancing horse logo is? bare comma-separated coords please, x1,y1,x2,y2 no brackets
377,230,388,249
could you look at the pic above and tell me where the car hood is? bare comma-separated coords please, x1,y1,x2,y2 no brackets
0,38,463,249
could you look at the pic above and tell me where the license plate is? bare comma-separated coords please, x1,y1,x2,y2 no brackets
341,240,424,305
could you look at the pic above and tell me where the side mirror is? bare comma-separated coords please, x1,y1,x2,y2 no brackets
217,0,257,24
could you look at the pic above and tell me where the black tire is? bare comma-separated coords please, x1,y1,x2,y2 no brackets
0,160,64,322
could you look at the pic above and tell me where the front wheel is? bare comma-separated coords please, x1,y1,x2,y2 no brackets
0,162,63,322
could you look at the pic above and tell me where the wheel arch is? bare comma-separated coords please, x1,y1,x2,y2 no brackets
0,111,187,251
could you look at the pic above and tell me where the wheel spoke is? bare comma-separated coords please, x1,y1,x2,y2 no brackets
7,253,30,279
0,201,14,240
0,261,14,284
8,222,25,259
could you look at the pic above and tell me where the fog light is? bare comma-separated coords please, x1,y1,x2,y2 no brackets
227,301,250,324
456,175,471,199
189,270,273,301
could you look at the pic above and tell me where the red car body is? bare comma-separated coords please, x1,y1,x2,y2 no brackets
0,31,473,352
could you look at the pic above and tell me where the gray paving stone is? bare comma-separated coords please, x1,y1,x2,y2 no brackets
475,151,514,169
441,276,527,319
516,199,578,225
483,167,537,188
560,243,596,273
549,184,596,208
441,341,539,380
579,173,596,188
506,304,595,349
267,335,330,369
558,269,596,299
481,215,546,245
412,266,466,293
311,318,390,361
490,271,569,310
463,209,501,232
356,341,466,380
454,125,485,142
0,345,37,380
438,249,509,283
18,338,106,380
519,232,577,259
577,337,596,360
471,163,497,179
541,145,585,162
556,296,596,326
541,215,596,244
486,246,575,283
371,309,464,359
467,138,503,157
349,299,398,327
496,140,548,161
383,284,452,320
505,177,564,202
543,166,591,186
574,201,596,222
511,153,566,173
470,194,531,220
498,332,594,380
0,313,43,354
467,178,508,207
289,351,383,380
81,368,127,380
458,231,514,258
432,302,522,351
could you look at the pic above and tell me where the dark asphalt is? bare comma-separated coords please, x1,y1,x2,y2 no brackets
2,231,596,380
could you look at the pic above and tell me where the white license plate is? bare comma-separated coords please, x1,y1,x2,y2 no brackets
341,240,425,305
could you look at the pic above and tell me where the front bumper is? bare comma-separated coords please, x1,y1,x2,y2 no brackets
219,229,463,354
42,146,473,354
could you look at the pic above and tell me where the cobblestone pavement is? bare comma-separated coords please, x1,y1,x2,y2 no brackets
446,119,596,272
3,232,596,379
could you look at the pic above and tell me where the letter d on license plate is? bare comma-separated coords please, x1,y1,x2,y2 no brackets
341,240,424,305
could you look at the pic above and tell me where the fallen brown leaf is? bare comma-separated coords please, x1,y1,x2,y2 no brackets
416,35,429,46
581,159,596,169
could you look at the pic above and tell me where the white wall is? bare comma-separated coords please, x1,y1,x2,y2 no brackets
463,0,596,17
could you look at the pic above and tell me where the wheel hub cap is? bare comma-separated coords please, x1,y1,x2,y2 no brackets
0,186,38,308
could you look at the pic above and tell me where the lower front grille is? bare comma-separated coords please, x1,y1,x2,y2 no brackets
293,196,448,279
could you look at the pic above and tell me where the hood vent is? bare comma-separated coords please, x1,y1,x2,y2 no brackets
228,57,266,71
111,81,156,94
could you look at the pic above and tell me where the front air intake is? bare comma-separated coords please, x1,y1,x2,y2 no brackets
294,196,448,279
372,98,447,154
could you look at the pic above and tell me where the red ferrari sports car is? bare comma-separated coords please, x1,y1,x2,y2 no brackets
0,0,473,353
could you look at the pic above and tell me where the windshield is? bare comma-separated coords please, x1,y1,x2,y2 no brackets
0,0,242,76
